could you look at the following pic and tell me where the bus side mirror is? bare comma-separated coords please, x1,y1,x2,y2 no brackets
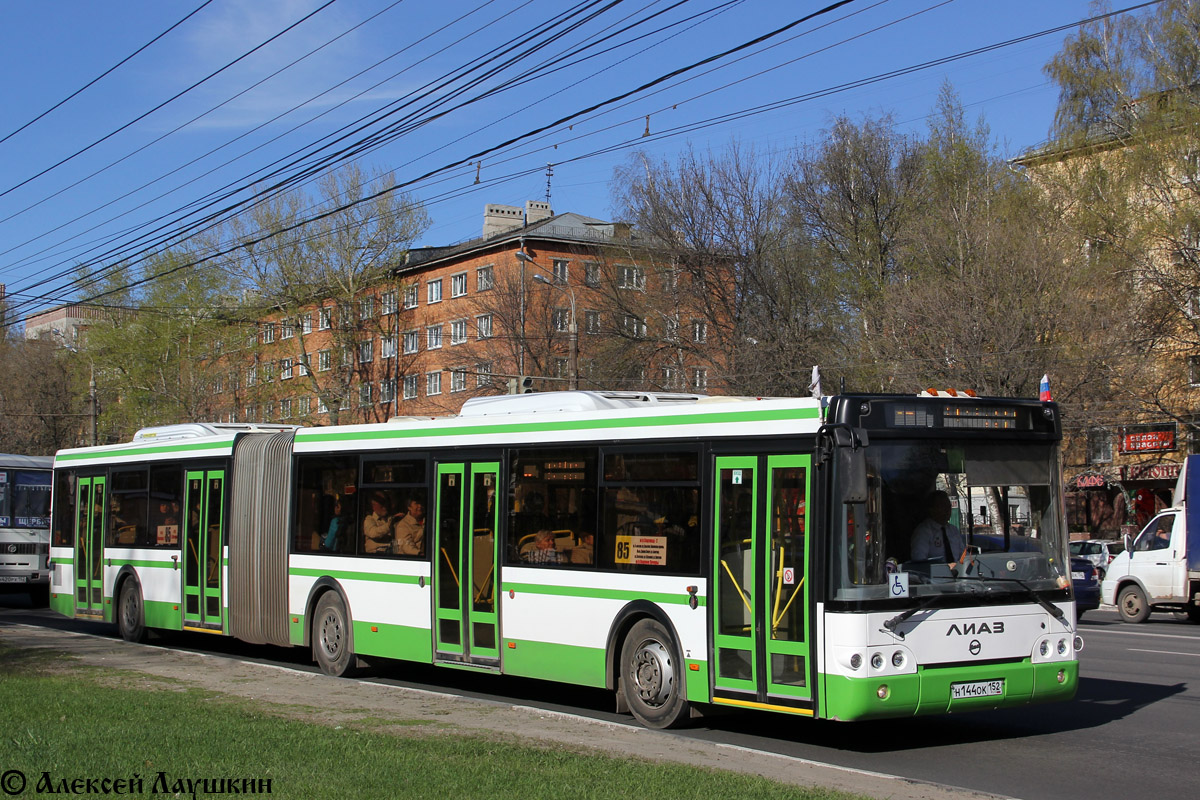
837,444,868,504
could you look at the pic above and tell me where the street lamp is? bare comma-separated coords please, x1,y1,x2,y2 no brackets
532,272,578,391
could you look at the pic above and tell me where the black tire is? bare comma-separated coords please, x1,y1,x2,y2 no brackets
29,583,50,607
620,618,690,729
1186,605,1200,624
313,592,356,677
1117,584,1151,624
117,579,146,643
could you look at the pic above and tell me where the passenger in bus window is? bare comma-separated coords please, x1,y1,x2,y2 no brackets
569,532,594,564
321,496,345,552
523,529,563,564
393,494,426,556
363,491,395,554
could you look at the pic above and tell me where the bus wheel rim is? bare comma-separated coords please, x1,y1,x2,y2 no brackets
632,641,673,706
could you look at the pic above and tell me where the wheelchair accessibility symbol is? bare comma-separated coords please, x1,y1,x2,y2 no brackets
889,573,909,598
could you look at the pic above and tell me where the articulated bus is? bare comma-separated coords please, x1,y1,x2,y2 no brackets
48,391,1081,727
1,453,53,604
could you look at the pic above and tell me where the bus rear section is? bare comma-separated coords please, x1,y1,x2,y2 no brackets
0,454,53,604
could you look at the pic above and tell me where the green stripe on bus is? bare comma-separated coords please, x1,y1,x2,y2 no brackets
56,440,233,461
290,567,424,585
297,407,819,444
502,638,606,687
502,581,706,607
109,560,177,570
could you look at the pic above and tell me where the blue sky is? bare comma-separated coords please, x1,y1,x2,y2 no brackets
0,0,1113,321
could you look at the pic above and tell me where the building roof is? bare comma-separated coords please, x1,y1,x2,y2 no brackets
398,212,643,274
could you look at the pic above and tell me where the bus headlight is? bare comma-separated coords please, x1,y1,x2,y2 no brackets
849,653,862,670
1074,636,1084,652
1039,640,1050,657
870,653,884,670
892,650,906,668
1057,638,1068,655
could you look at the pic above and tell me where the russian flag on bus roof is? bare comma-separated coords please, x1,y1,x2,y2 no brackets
1039,374,1051,402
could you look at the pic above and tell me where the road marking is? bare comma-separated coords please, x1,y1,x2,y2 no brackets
1080,627,1200,642
1128,648,1200,657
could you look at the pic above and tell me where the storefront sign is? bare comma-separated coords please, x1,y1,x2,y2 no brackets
1119,427,1176,454
1075,474,1109,489
1123,462,1182,482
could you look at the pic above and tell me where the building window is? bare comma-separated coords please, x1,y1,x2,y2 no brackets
618,265,645,290
451,272,467,298
665,316,679,342
1087,428,1112,464
299,314,313,335
380,290,398,316
476,362,492,388
403,374,418,400
585,310,600,334
317,397,329,414
691,367,708,391
552,308,569,332
338,303,353,328
585,262,601,287
298,397,311,416
450,368,467,393
281,398,293,419
281,321,294,340
262,324,275,344
476,314,493,339
427,371,442,396
381,334,397,359
261,362,275,383
318,349,332,372
662,366,680,390
342,345,354,367
1190,354,1200,386
403,283,418,309
359,297,374,320
623,314,646,338
359,384,372,407
298,353,311,376
426,325,442,350
319,307,332,330
280,358,294,380
451,319,468,345
359,339,373,363
554,358,568,379
427,279,443,304
692,320,707,343
477,264,494,292
552,259,569,282
247,366,257,387
380,378,396,403
400,330,417,355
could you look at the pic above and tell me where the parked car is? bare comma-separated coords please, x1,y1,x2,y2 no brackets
1069,539,1125,579
1070,556,1101,619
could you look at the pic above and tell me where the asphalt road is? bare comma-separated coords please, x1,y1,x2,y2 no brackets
3,593,1196,800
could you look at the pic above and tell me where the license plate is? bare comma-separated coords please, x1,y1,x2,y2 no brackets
951,679,1004,699
1071,571,1085,580
0,576,28,584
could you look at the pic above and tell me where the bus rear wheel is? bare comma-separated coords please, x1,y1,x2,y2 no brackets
117,580,146,643
1117,585,1150,623
313,592,357,677
620,619,690,729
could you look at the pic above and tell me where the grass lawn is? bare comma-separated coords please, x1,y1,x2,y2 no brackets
0,643,865,800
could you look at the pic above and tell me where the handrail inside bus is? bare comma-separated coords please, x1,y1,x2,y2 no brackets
719,558,752,615
440,547,460,588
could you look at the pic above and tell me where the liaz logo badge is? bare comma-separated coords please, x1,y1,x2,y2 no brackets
946,621,1005,636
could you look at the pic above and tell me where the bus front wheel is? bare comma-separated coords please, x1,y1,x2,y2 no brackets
313,592,357,677
1117,585,1151,623
620,618,690,729
117,580,146,643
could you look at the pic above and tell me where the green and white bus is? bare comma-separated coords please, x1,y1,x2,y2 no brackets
1,453,54,604
49,391,1080,727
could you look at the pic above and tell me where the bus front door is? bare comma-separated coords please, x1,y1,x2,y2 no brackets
73,475,105,617
182,470,225,631
712,455,813,713
433,462,500,666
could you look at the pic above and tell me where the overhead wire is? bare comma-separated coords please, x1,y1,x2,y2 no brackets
0,0,217,147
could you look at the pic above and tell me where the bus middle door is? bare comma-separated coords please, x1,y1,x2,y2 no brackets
712,454,813,714
433,462,500,666
73,475,106,617
182,470,226,631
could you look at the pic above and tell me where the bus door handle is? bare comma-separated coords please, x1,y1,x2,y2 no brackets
172,555,179,571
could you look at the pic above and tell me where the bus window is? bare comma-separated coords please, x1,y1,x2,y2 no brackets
508,448,597,566
149,466,182,546
108,469,149,547
600,450,700,574
53,471,77,547
294,456,358,555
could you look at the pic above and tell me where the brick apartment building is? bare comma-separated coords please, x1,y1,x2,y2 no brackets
216,202,730,425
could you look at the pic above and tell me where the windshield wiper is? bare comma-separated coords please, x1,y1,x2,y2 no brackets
881,595,941,639
958,573,1073,631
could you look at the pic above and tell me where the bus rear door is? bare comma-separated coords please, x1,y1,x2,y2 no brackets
182,470,225,631
712,454,813,715
73,475,105,617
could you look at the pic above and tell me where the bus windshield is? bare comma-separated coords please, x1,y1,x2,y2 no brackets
0,469,52,529
830,440,1068,602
